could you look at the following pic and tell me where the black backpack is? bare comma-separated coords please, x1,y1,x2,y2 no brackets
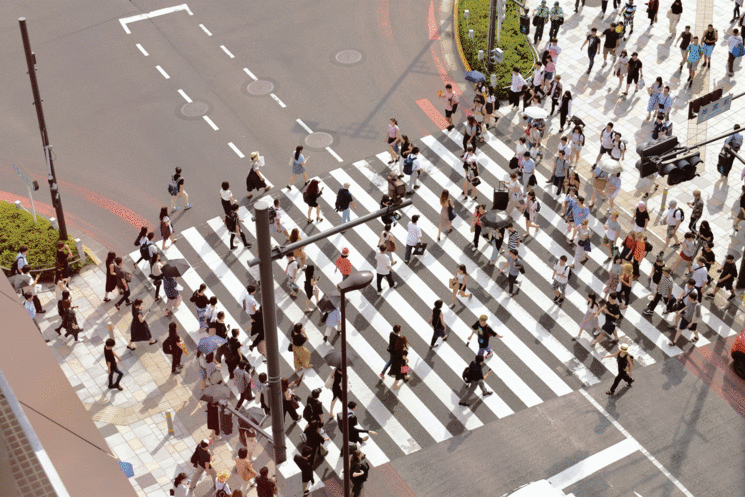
139,240,152,261
675,207,685,222
225,213,237,231
335,189,351,211
162,338,174,355
302,402,315,422
462,365,471,383
9,258,20,276
267,206,277,224
402,155,415,175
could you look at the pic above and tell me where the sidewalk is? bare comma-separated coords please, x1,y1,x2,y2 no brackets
32,237,274,497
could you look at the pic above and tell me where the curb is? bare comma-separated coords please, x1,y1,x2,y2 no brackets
453,0,472,72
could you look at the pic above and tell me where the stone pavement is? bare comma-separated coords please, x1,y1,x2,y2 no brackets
489,0,745,307
32,251,274,497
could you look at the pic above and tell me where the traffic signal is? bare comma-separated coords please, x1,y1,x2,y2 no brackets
490,48,504,64
659,152,702,185
387,172,405,204
635,135,679,178
688,88,722,120
520,15,530,35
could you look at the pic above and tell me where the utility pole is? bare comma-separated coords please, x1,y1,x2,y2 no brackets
254,199,287,464
19,17,68,240
486,0,498,71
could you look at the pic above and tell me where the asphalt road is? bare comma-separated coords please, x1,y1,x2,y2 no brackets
0,0,452,254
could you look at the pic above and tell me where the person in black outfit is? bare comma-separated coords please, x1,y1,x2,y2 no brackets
304,388,324,426
327,367,344,423
211,311,229,339
282,377,302,422
221,328,243,379
104,338,124,390
349,415,377,445
603,344,634,394
294,446,315,496
206,400,222,439
379,325,401,378
708,254,738,300
163,322,184,374
429,300,448,348
302,421,328,466
633,202,650,231
350,449,370,497
592,293,621,345
226,203,251,250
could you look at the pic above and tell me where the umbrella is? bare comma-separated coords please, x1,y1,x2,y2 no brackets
324,348,360,369
197,335,227,355
482,210,512,230
7,274,30,291
161,259,190,278
597,155,624,175
464,70,487,83
524,106,549,120
118,461,134,478
318,288,341,312
200,383,231,403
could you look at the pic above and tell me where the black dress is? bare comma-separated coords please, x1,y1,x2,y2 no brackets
388,350,405,381
105,263,118,293
331,368,343,400
207,402,220,433
246,167,267,192
130,308,152,342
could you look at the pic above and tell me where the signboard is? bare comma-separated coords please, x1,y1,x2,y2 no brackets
13,163,39,191
697,94,733,124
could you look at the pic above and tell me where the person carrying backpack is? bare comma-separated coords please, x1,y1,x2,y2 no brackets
11,246,29,276
335,183,357,224
602,343,634,395
402,147,421,195
168,167,192,213
458,354,493,406
225,204,251,250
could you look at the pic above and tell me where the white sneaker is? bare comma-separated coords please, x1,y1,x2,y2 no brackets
393,282,398,288
593,330,601,336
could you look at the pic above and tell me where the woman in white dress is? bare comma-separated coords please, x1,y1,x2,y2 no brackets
576,292,601,339
615,50,630,87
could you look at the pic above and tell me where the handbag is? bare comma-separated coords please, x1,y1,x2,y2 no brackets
324,372,334,389
509,156,520,169
287,343,293,352
470,177,482,186
449,278,458,289
401,365,411,374
557,16,564,25
448,205,457,221
290,394,301,409
413,243,427,256
124,272,132,283
386,238,397,252
734,44,745,58
528,174,537,186
637,77,646,90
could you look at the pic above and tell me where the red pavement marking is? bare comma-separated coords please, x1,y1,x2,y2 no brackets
677,335,745,418
428,0,440,40
55,179,153,230
416,98,451,129
429,48,472,117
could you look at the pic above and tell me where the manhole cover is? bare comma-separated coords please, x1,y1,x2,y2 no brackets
335,49,362,64
247,80,274,95
181,101,209,117
305,132,334,148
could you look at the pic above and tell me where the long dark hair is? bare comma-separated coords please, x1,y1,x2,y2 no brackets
587,291,598,309
306,179,319,196
305,264,315,282
105,251,116,267
159,207,168,221
294,146,303,161
135,226,147,244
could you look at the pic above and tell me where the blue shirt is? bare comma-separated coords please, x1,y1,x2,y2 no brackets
15,253,28,271
687,44,703,62
726,133,743,150
522,158,536,175
24,299,35,320
572,204,590,224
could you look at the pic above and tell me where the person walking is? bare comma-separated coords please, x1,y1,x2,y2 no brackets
581,28,601,74
149,252,164,303
375,245,397,295
439,84,460,131
12,246,29,275
668,0,683,35
548,2,564,40
428,300,448,348
235,447,258,492
219,181,236,215
104,338,124,390
327,366,344,419
302,421,328,468
303,179,324,223
603,212,622,260
471,204,487,250
646,77,664,120
701,24,718,68
255,467,277,497
159,206,176,250
601,23,621,65
226,204,251,250
281,377,302,422
291,323,312,372
677,25,693,67
303,266,321,312
633,201,650,232
169,167,192,213
461,145,480,201
335,183,357,224
288,229,307,268
727,28,743,76
670,292,701,345
603,344,634,394
246,151,270,200
660,200,683,253
618,263,635,308
707,254,738,301
403,147,422,194
287,146,309,190
163,322,184,374
548,75,563,115
509,67,528,109
350,449,371,497
233,361,255,409
437,190,455,241
103,251,118,302
190,284,210,332
386,118,402,164
498,249,524,296
127,299,157,350
458,354,493,406
552,255,573,303
189,440,217,491
286,254,300,297
621,0,638,36
533,0,549,44
576,292,602,339
644,266,674,315
404,215,423,264
521,150,536,193
17,266,44,314
592,293,621,345
685,36,704,88
467,315,503,359
622,52,643,95
163,274,182,316
206,401,222,440
379,325,402,378
334,247,353,282
269,198,291,242
389,335,410,390
523,191,540,238
450,264,473,308
113,257,132,310
551,150,569,199
670,232,697,274
687,190,703,233
646,0,659,25
594,123,616,167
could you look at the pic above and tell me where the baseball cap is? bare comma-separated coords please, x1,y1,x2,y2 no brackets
637,201,646,208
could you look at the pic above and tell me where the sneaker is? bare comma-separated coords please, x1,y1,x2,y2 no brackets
643,309,653,315
558,297,564,304
393,281,398,288
185,203,193,210
458,401,470,406
483,391,493,397
728,294,737,301
705,292,715,298
171,207,179,213
593,330,601,336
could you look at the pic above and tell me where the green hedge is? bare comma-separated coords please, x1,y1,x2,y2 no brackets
458,0,535,100
0,201,80,279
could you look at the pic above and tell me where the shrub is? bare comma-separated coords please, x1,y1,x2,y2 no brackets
457,0,535,100
0,201,81,279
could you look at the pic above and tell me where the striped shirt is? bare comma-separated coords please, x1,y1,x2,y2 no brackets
657,274,673,297
508,230,521,249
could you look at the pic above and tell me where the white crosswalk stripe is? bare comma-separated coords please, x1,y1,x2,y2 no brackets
123,126,734,483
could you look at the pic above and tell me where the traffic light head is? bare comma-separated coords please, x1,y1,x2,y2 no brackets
664,152,702,185
636,136,679,178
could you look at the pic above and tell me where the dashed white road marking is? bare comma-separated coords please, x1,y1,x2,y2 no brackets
296,119,313,133
136,43,149,56
199,24,212,36
220,45,235,59
177,89,192,103
203,116,219,131
228,142,245,158
326,147,343,162
269,93,286,108
155,65,170,79
243,68,258,81
119,4,193,34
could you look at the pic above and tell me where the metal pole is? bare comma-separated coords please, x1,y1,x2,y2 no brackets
27,185,37,223
340,290,351,497
486,0,497,71
254,198,286,464
19,18,68,241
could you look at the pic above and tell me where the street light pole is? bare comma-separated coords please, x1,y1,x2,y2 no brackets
19,18,68,241
253,198,286,464
337,271,374,497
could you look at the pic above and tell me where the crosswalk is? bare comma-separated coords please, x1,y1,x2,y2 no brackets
127,126,738,482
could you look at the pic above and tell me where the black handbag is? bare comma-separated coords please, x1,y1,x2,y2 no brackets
528,174,537,186
470,177,482,186
509,156,520,169
448,205,457,221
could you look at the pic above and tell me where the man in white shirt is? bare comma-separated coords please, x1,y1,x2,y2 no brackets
404,215,423,264
509,66,527,109
691,257,709,294
375,245,397,295
552,255,573,303
660,200,683,253
610,132,626,161
403,147,421,194
18,266,45,314
532,62,545,92
727,28,743,76
285,255,299,297
242,284,259,329
521,154,536,192
594,122,615,166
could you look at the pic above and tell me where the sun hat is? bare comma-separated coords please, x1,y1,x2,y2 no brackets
620,344,629,351
341,248,349,255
